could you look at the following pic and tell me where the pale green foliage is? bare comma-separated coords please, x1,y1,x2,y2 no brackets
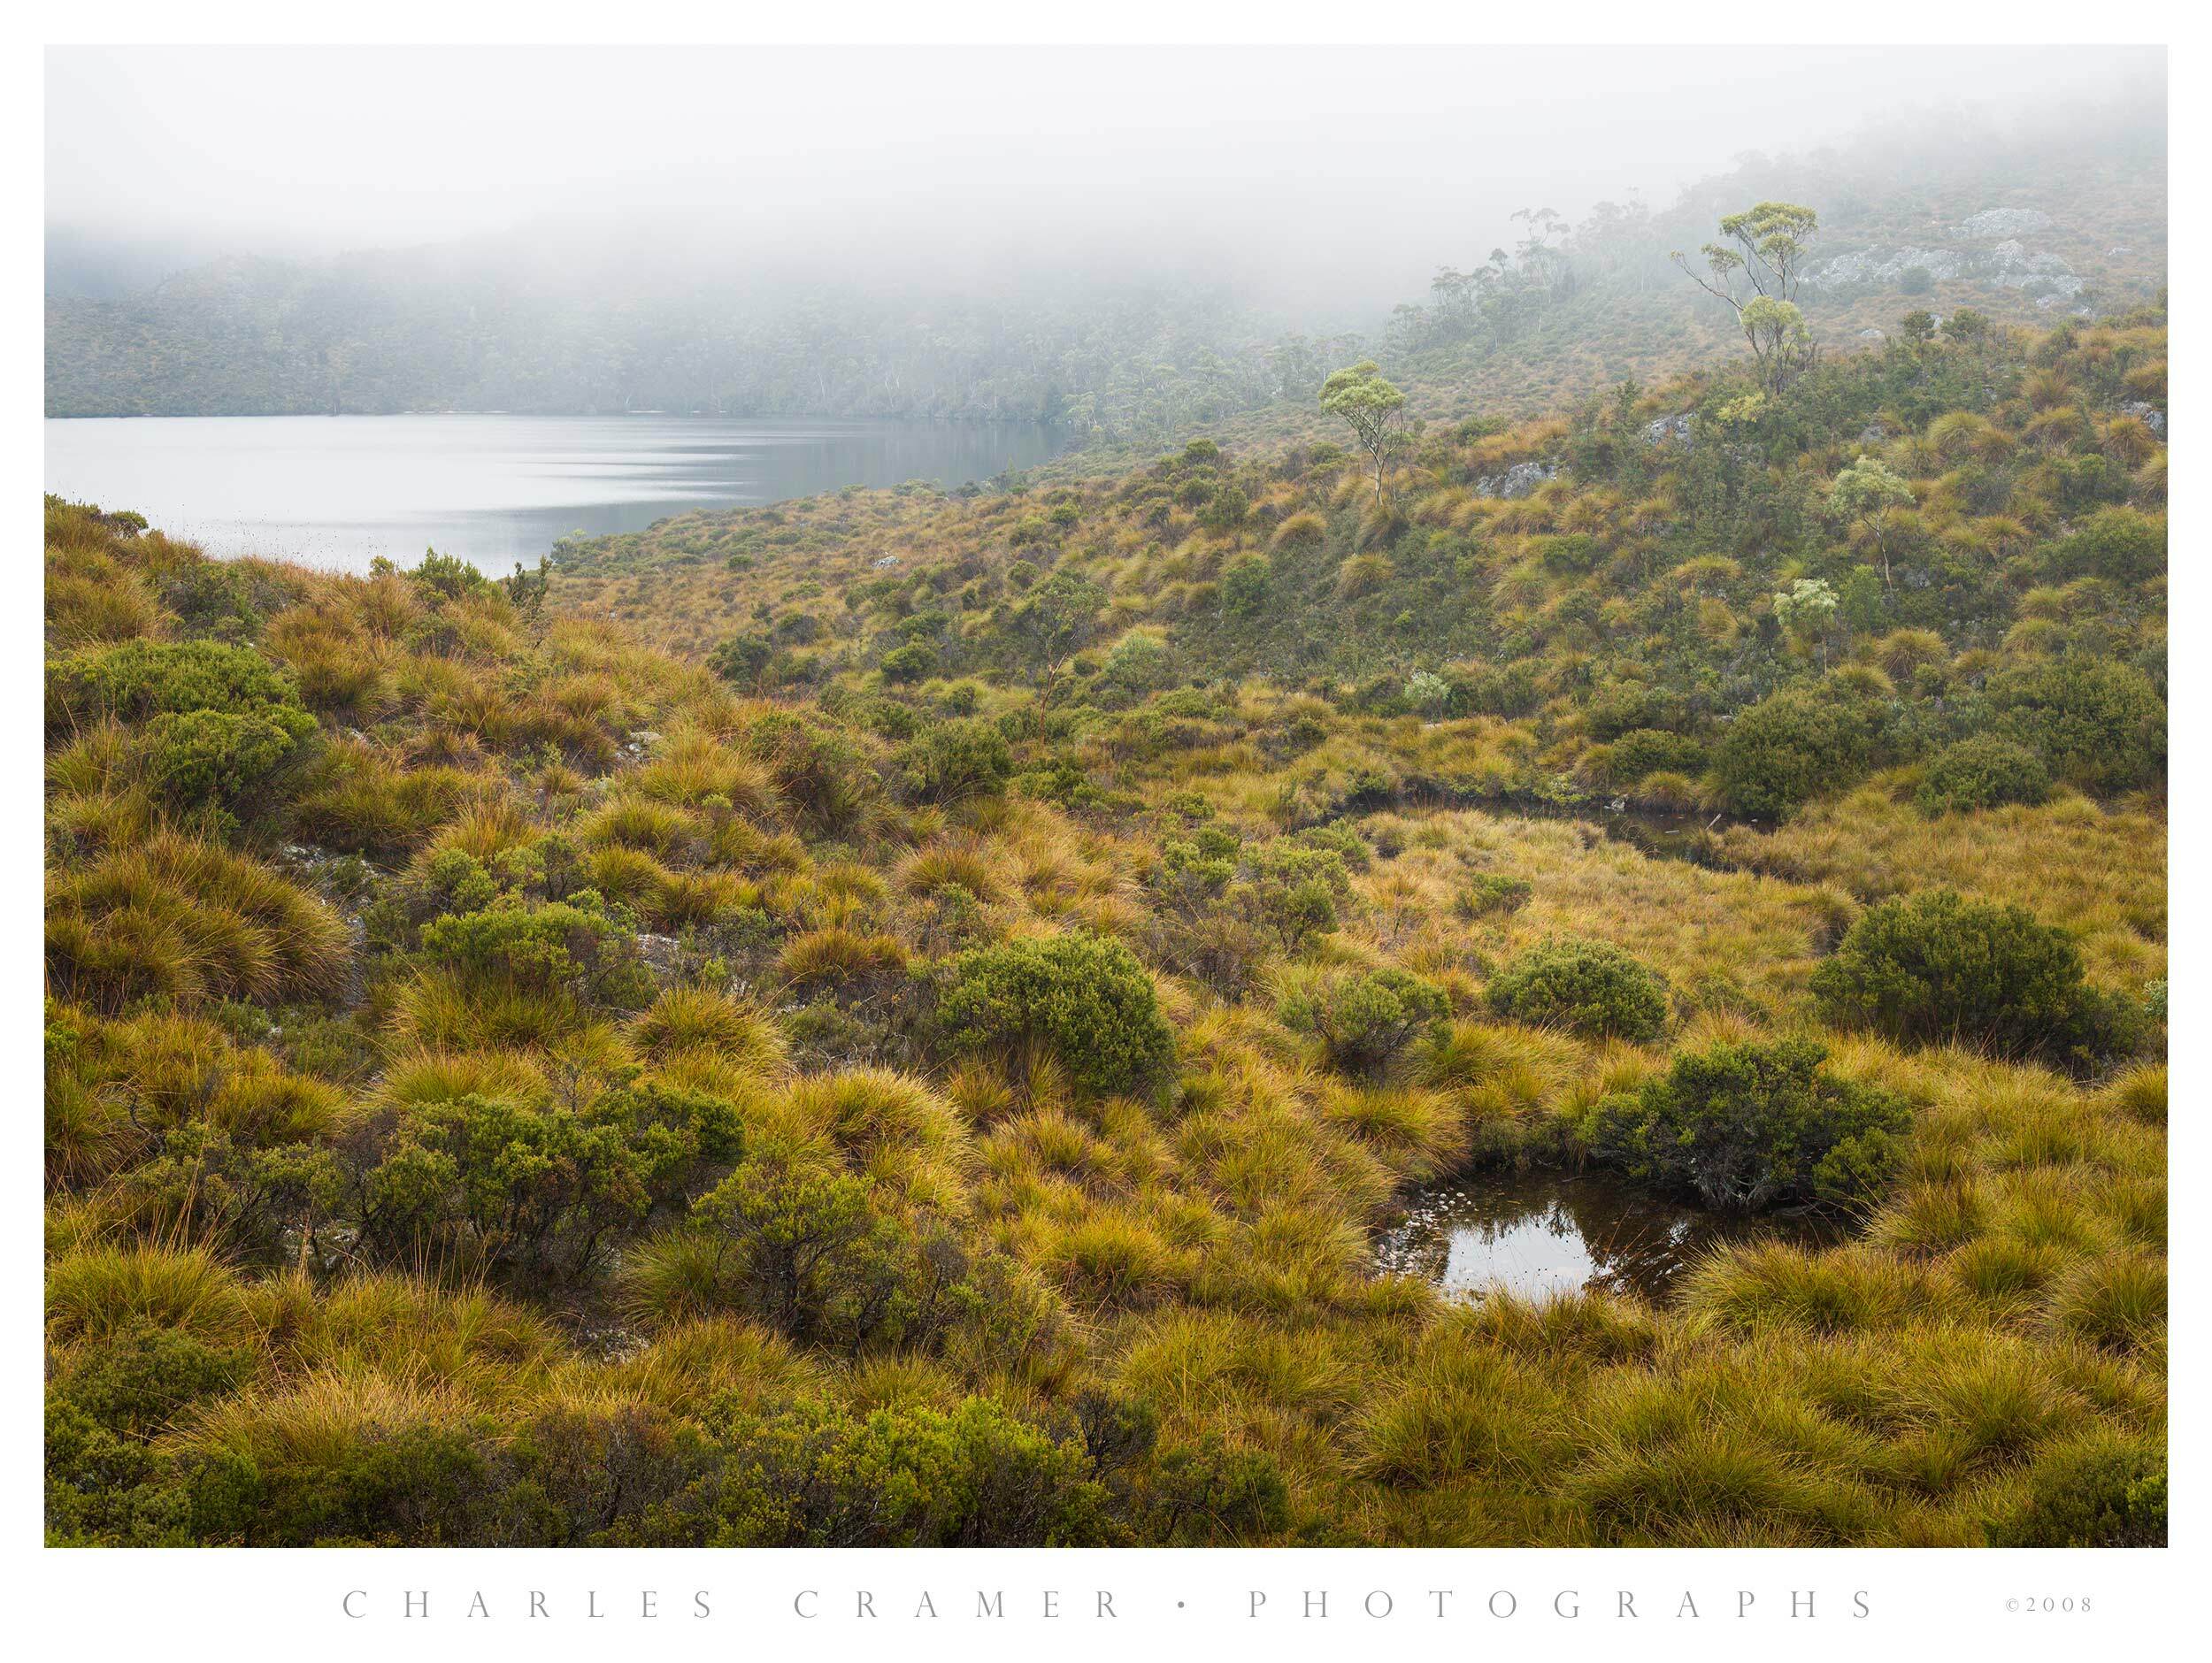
1318,360,1407,505
1673,200,1822,392
1828,457,1918,583
1771,578,1838,643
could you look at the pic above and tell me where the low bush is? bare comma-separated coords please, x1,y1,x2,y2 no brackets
1583,1038,1911,1211
678,1397,1112,1547
360,1085,740,1280
419,896,641,1004
139,707,317,816
1985,657,2164,795
877,641,938,684
1455,873,1532,918
935,932,1173,1100
48,640,308,732
1913,734,2050,816
1710,686,1887,819
1986,1435,2167,1546
1605,727,1707,786
897,718,1012,804
1488,938,1669,1042
1279,968,1450,1077
1810,890,2135,1063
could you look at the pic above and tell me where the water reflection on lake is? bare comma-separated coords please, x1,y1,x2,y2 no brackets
1374,1170,1845,1305
43,413,1070,574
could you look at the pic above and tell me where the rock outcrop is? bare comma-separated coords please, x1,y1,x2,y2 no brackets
1955,207,2055,239
1476,460,1556,499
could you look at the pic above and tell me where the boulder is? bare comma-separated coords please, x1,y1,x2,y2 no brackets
2120,400,2167,439
636,932,685,981
1476,460,1556,499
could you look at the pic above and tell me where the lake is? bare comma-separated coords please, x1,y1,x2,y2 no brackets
1373,1170,1846,1305
43,414,1071,574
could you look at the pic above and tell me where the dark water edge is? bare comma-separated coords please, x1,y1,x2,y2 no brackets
1374,1169,1847,1305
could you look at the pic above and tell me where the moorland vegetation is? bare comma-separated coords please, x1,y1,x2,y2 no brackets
45,258,2167,1545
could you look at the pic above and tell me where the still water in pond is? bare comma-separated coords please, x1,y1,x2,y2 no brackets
1374,1171,1846,1305
43,413,1071,574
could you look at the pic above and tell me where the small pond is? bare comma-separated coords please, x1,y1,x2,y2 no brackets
1373,1170,1847,1305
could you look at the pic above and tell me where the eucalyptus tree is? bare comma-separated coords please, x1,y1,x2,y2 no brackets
1828,456,1917,586
1318,360,1407,507
1672,201,1821,395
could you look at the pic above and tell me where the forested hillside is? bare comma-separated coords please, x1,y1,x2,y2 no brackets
45,285,2166,1545
46,108,2164,441
45,268,1306,440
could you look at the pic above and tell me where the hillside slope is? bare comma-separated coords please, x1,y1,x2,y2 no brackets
44,291,2166,1545
47,110,2165,441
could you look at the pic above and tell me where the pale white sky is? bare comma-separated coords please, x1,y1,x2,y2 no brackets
45,44,2165,310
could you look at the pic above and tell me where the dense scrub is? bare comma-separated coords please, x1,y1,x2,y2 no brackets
43,304,2165,1547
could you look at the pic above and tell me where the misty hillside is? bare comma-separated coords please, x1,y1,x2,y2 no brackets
45,111,2165,440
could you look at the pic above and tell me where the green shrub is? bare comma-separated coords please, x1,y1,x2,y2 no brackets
163,562,273,640
672,1138,882,1338
878,641,938,684
1710,686,1886,819
897,718,1012,804
48,640,308,732
360,1090,728,1279
1292,821,1371,872
1584,1038,1911,1211
188,1414,496,1546
1606,727,1707,785
1811,890,2135,1063
1913,735,2051,816
707,633,773,686
124,1130,346,1262
1220,555,1271,617
1985,657,2165,795
1446,663,1539,719
408,549,492,601
1097,632,1172,702
937,932,1174,1100
50,1319,248,1440
1243,839,1352,951
1279,968,1450,1077
1489,938,1669,1042
689,1397,1111,1547
751,711,880,834
419,897,632,997
45,1389,198,1545
1145,1434,1291,1544
1986,1436,2166,1546
2044,508,2164,586
139,707,317,813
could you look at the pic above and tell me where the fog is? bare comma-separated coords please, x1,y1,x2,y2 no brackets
48,43,2164,316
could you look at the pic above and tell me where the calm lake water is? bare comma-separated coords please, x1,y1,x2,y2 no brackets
1374,1170,1845,1305
44,414,1070,573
